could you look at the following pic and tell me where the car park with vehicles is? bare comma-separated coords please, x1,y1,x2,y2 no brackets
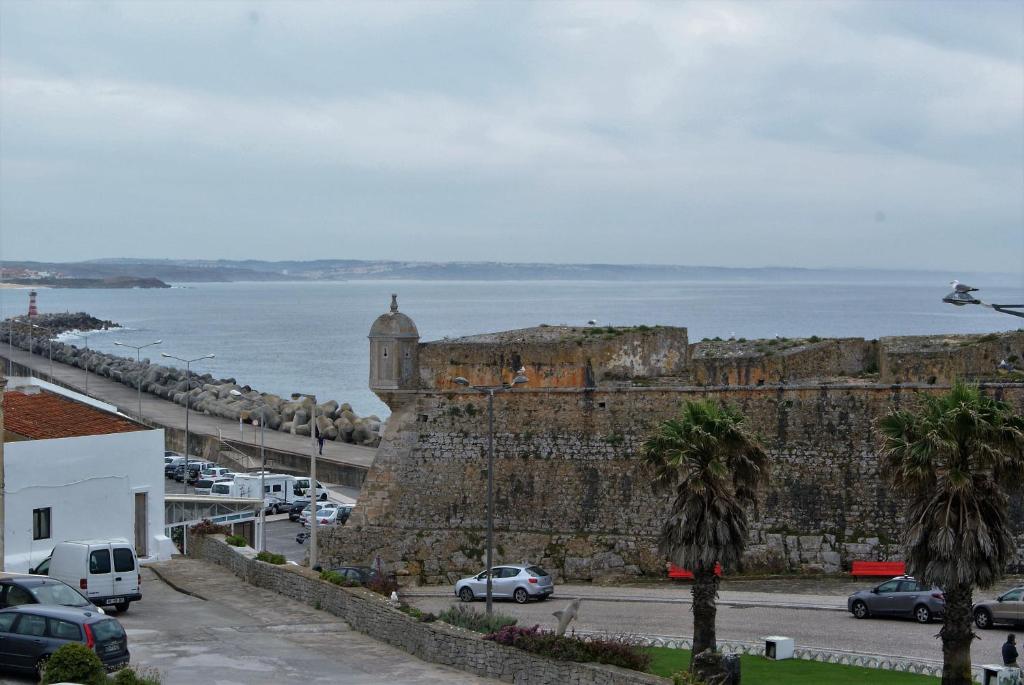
848,576,945,623
455,564,554,604
0,605,129,676
973,586,1024,629
164,456,187,478
0,573,103,614
287,498,312,522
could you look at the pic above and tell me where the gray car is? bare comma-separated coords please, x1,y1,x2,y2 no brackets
848,576,945,623
455,564,554,604
973,586,1024,629
0,604,129,677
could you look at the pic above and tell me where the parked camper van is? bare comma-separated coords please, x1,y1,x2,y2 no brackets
46,541,140,613
211,473,298,504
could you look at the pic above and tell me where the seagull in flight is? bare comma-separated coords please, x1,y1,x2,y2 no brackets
950,280,978,293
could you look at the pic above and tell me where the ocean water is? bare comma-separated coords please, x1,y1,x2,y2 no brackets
2,274,1022,418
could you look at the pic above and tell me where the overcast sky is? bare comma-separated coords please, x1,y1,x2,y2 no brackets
1,1,1021,272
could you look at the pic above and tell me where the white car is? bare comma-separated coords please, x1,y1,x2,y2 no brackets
454,564,554,604
200,466,233,479
300,505,339,527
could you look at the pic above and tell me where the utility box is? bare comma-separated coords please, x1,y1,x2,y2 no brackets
982,665,1022,685
763,636,794,660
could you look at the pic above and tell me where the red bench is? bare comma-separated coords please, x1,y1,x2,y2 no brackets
850,561,906,578
668,563,723,580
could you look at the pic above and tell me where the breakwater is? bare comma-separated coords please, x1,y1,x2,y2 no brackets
3,312,383,447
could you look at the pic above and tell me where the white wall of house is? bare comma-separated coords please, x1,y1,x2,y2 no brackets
3,428,175,572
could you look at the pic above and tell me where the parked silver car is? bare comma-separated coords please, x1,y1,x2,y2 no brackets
973,586,1024,629
454,565,553,604
848,576,945,623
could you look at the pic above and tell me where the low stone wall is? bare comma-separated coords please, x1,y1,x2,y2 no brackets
188,533,668,685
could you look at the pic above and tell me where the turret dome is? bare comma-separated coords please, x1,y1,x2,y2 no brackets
369,294,419,340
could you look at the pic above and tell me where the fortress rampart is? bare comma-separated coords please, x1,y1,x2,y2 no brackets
324,304,1024,581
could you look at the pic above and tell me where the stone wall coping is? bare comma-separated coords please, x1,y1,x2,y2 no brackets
392,381,1022,396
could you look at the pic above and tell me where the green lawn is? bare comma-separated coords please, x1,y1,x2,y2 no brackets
646,647,940,684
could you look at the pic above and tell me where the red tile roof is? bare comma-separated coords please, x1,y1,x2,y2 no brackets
3,390,144,440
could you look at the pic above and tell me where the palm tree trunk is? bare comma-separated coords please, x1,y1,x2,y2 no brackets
940,584,974,685
690,566,720,661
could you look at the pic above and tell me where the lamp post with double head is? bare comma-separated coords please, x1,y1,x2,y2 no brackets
114,340,162,421
943,282,1024,318
67,332,90,394
161,352,215,495
453,371,529,616
230,388,267,551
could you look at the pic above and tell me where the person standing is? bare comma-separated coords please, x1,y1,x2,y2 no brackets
315,424,325,455
1004,634,1019,667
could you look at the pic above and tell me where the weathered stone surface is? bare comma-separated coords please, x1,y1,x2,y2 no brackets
325,382,1024,581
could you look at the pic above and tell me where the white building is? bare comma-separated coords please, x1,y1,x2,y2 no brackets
2,377,175,572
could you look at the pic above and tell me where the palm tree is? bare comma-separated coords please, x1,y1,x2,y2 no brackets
643,398,769,665
880,382,1024,685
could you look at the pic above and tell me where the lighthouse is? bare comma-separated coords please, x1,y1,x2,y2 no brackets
27,290,38,318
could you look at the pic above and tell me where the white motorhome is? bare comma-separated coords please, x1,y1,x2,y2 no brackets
212,473,297,502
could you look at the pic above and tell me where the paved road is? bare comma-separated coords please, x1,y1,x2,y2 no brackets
0,562,500,685
2,345,377,468
404,582,1022,669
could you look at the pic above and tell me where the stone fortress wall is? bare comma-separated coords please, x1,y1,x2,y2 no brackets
324,304,1024,581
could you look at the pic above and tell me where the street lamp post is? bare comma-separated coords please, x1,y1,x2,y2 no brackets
309,400,319,571
161,352,215,496
231,389,266,552
114,340,162,421
67,332,90,394
6,318,14,375
30,325,54,381
453,372,529,615
943,282,1024,318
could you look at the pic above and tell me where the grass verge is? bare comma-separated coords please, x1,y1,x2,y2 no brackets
646,647,939,684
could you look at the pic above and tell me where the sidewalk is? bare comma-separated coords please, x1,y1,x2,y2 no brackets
139,558,499,684
2,345,377,468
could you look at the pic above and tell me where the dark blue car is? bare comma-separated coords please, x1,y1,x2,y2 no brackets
0,605,129,677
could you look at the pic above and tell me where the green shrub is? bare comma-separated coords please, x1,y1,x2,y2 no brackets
41,642,106,685
225,535,247,547
439,604,517,633
808,335,821,343
320,570,358,587
256,551,286,564
112,667,163,684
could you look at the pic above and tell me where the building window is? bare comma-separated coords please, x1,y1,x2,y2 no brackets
33,508,51,540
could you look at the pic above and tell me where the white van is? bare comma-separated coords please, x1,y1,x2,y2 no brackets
47,540,141,612
293,477,328,501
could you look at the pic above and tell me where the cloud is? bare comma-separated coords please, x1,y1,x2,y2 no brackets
0,0,1021,272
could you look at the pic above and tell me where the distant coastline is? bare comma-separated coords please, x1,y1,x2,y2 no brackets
0,276,170,289
1,258,1020,285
